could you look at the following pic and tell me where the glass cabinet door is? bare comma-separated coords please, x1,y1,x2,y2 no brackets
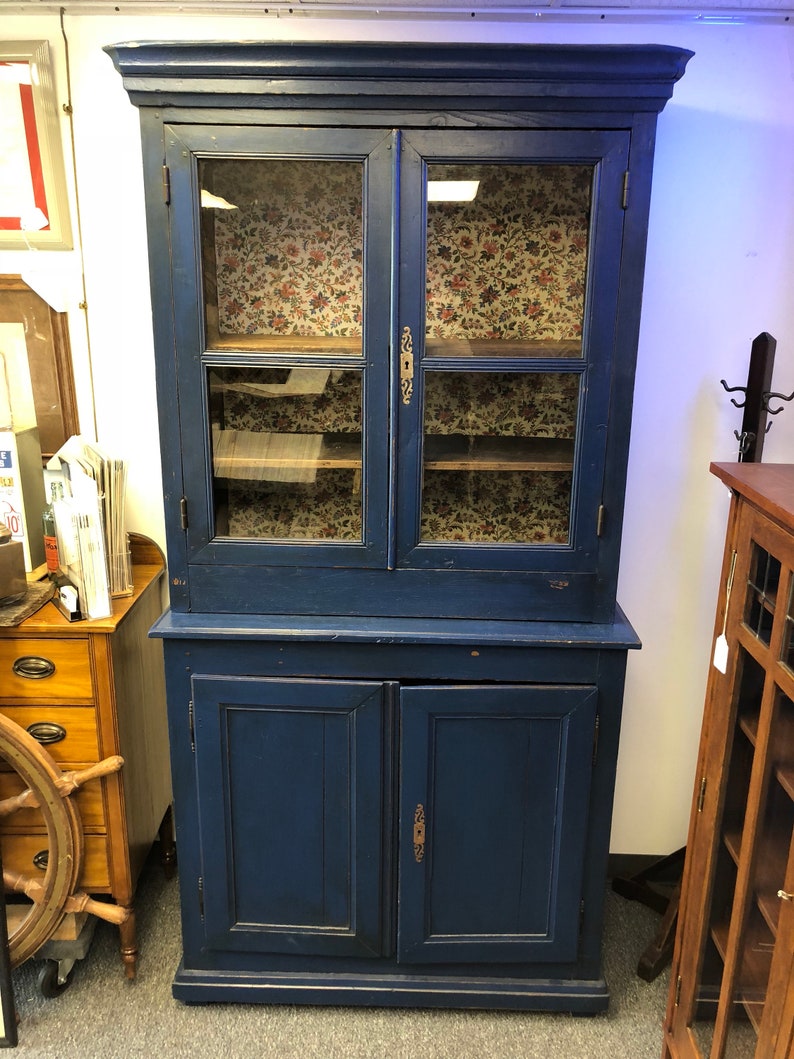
395,130,629,570
164,123,633,613
685,511,794,1058
165,126,394,566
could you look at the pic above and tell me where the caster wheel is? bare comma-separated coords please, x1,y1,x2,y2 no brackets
37,959,70,999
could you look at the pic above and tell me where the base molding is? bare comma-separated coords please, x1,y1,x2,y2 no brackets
173,963,610,1012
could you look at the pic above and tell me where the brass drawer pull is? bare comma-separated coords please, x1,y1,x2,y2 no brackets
33,850,49,871
26,722,67,746
12,655,56,680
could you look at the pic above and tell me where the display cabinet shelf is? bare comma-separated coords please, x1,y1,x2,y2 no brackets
207,333,363,356
425,339,582,360
424,436,574,472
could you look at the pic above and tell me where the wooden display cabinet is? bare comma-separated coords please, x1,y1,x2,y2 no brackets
663,463,794,1059
0,537,172,978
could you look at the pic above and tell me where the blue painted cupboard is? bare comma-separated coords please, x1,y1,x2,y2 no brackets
107,41,690,1011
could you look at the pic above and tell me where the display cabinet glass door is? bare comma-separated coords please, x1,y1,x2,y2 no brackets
167,124,630,578
685,510,794,1057
165,125,393,566
395,130,629,569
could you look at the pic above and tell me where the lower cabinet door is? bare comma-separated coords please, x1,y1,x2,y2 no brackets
397,683,598,964
192,675,386,957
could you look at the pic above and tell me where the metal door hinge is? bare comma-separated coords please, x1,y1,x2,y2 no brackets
674,975,682,1006
198,876,204,919
622,170,630,210
188,699,195,752
180,496,188,530
162,165,171,205
579,899,586,938
697,776,707,812
596,504,606,537
592,714,600,765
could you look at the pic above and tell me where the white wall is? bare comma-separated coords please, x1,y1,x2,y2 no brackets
1,11,793,855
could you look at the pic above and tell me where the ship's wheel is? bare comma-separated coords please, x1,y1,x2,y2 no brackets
0,713,128,972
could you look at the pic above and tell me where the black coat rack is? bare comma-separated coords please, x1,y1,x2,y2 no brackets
720,331,793,462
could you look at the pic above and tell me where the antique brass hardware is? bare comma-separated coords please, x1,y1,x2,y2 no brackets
413,803,426,862
400,326,414,406
778,889,794,901
12,656,56,679
26,722,67,745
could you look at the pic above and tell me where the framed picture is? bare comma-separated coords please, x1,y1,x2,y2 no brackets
0,41,72,250
0,276,79,460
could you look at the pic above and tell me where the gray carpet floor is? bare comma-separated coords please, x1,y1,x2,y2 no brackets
9,853,671,1058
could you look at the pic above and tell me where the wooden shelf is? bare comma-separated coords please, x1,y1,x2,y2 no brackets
424,435,574,472
425,338,581,360
213,430,360,479
203,333,581,360
711,916,772,1032
214,431,574,478
206,333,363,356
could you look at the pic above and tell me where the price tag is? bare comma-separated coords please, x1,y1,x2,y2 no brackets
713,634,729,674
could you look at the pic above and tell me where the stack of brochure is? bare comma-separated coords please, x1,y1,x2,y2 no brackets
49,436,132,620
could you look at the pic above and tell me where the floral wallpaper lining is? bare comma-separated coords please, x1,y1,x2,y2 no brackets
206,159,590,343
204,158,587,544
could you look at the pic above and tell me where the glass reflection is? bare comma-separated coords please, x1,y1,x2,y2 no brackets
200,158,363,353
421,371,578,545
209,366,362,541
425,164,591,359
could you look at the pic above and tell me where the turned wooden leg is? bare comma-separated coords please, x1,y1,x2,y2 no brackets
119,909,137,979
159,805,177,880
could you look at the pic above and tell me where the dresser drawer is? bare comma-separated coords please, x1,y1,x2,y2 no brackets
0,707,99,764
0,833,110,890
0,767,106,831
0,639,93,703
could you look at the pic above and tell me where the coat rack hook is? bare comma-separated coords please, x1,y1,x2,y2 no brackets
734,430,756,456
763,389,794,416
720,379,746,409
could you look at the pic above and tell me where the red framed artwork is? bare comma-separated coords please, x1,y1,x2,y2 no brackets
0,41,72,250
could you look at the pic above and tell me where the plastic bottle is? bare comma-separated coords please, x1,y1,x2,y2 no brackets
42,481,63,575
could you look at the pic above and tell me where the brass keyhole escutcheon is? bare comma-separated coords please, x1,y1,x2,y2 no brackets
413,803,426,863
400,326,414,406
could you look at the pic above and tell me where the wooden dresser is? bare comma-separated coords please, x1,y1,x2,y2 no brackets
0,537,172,977
663,463,794,1058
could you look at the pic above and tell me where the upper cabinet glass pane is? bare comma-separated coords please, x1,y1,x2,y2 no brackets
209,366,363,542
425,164,591,360
200,158,364,355
421,371,578,545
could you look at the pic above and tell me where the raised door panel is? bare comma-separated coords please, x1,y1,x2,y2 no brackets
192,676,386,957
397,683,597,964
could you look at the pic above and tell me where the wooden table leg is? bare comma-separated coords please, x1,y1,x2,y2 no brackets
119,910,137,979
